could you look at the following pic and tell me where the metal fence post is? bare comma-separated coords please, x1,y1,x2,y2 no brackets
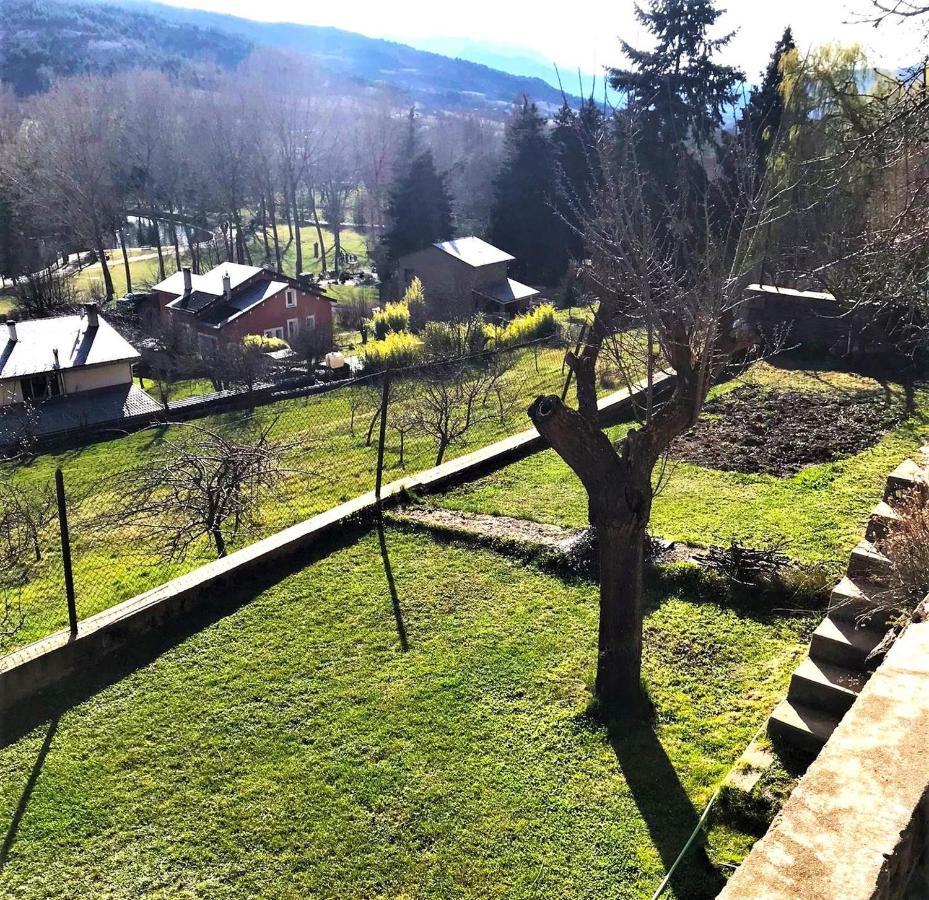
55,467,78,635
374,372,391,503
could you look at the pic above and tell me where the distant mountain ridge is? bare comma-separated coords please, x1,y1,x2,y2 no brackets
0,0,582,111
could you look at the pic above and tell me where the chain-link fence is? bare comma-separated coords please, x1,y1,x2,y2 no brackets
1,337,583,656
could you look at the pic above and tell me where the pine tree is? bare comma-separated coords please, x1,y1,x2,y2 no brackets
551,96,604,261
382,149,454,262
488,97,566,285
608,0,743,184
738,27,795,175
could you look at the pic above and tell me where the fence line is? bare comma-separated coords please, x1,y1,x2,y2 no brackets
4,335,619,656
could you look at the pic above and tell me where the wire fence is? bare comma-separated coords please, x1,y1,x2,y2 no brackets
0,336,581,656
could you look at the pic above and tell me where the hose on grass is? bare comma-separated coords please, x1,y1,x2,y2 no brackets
649,717,770,900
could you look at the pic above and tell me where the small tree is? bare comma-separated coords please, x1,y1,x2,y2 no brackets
404,359,513,466
207,340,269,393
97,422,301,559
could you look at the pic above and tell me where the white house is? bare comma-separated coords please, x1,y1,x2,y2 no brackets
0,305,141,408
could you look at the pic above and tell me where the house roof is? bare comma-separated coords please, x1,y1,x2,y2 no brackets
153,262,261,298
0,313,141,380
433,237,514,267
473,278,540,305
198,279,290,327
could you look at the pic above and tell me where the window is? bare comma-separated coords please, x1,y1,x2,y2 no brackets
21,372,61,402
264,327,285,340
305,315,316,331
285,289,297,308
287,318,298,339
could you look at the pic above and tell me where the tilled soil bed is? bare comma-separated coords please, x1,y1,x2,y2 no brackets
671,384,905,476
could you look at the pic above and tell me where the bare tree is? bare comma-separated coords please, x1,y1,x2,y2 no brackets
526,129,765,714
402,360,513,466
96,421,302,559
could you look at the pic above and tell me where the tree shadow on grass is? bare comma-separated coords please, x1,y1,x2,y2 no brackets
376,517,409,653
0,717,58,873
604,712,725,900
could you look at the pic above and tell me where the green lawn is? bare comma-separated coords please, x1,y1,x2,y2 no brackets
138,376,217,402
0,527,816,899
72,252,186,299
436,359,929,570
247,225,369,278
2,346,573,653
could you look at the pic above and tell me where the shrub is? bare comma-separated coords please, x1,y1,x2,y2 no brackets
372,302,410,340
421,318,487,361
403,277,427,332
244,334,288,352
363,332,422,372
483,303,557,349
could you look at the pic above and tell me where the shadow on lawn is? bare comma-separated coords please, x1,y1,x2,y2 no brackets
0,717,58,872
607,716,725,900
376,517,409,652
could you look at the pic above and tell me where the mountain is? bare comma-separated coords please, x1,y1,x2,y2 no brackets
0,0,253,95
1,0,581,111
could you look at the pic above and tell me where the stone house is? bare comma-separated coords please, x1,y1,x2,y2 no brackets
153,263,334,354
394,237,540,321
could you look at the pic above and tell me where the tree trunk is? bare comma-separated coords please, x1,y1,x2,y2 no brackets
311,195,327,273
292,189,303,276
118,227,132,294
595,522,649,714
269,192,282,272
151,210,165,280
260,197,271,265
95,238,114,301
211,526,227,558
172,222,181,271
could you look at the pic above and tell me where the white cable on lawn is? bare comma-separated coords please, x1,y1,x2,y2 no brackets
649,716,770,900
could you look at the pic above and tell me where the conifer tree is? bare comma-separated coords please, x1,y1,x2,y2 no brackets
738,26,796,175
382,148,454,262
488,97,566,285
551,96,604,261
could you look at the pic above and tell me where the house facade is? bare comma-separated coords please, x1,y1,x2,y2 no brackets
394,237,540,321
153,263,334,352
0,306,140,408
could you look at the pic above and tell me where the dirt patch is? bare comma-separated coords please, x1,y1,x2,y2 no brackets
394,506,576,548
671,384,905,476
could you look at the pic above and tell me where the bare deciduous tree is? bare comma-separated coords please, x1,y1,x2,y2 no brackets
95,421,302,559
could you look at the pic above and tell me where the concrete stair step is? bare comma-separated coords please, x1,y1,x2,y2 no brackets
810,616,887,669
768,698,841,754
865,501,902,542
829,575,894,627
847,539,893,578
788,657,868,716
884,458,925,503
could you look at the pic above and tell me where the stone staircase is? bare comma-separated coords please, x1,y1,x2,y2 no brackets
768,457,925,754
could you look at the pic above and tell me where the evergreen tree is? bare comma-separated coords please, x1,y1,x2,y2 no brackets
382,149,454,262
551,96,604,261
488,97,566,285
608,0,743,189
738,27,795,175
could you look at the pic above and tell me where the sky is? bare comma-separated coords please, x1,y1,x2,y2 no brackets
150,0,925,78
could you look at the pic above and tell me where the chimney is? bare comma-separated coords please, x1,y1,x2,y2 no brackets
182,267,192,294
6,320,16,342
84,303,99,328
223,272,231,301
52,348,60,369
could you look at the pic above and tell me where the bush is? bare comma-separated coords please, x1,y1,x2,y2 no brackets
403,277,427,332
244,334,288,352
372,302,410,340
483,304,557,349
363,332,422,372
421,318,487,361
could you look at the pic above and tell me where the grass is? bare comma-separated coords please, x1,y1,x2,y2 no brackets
247,225,369,278
2,346,577,653
0,296,15,317
137,377,217,402
72,252,185,299
437,359,929,570
0,527,816,898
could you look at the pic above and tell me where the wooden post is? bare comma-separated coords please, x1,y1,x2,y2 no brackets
374,373,391,503
561,323,588,402
55,468,78,635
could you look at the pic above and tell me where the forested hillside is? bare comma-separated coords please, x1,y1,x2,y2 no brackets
0,0,252,95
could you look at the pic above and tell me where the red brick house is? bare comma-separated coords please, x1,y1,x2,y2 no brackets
152,263,334,353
